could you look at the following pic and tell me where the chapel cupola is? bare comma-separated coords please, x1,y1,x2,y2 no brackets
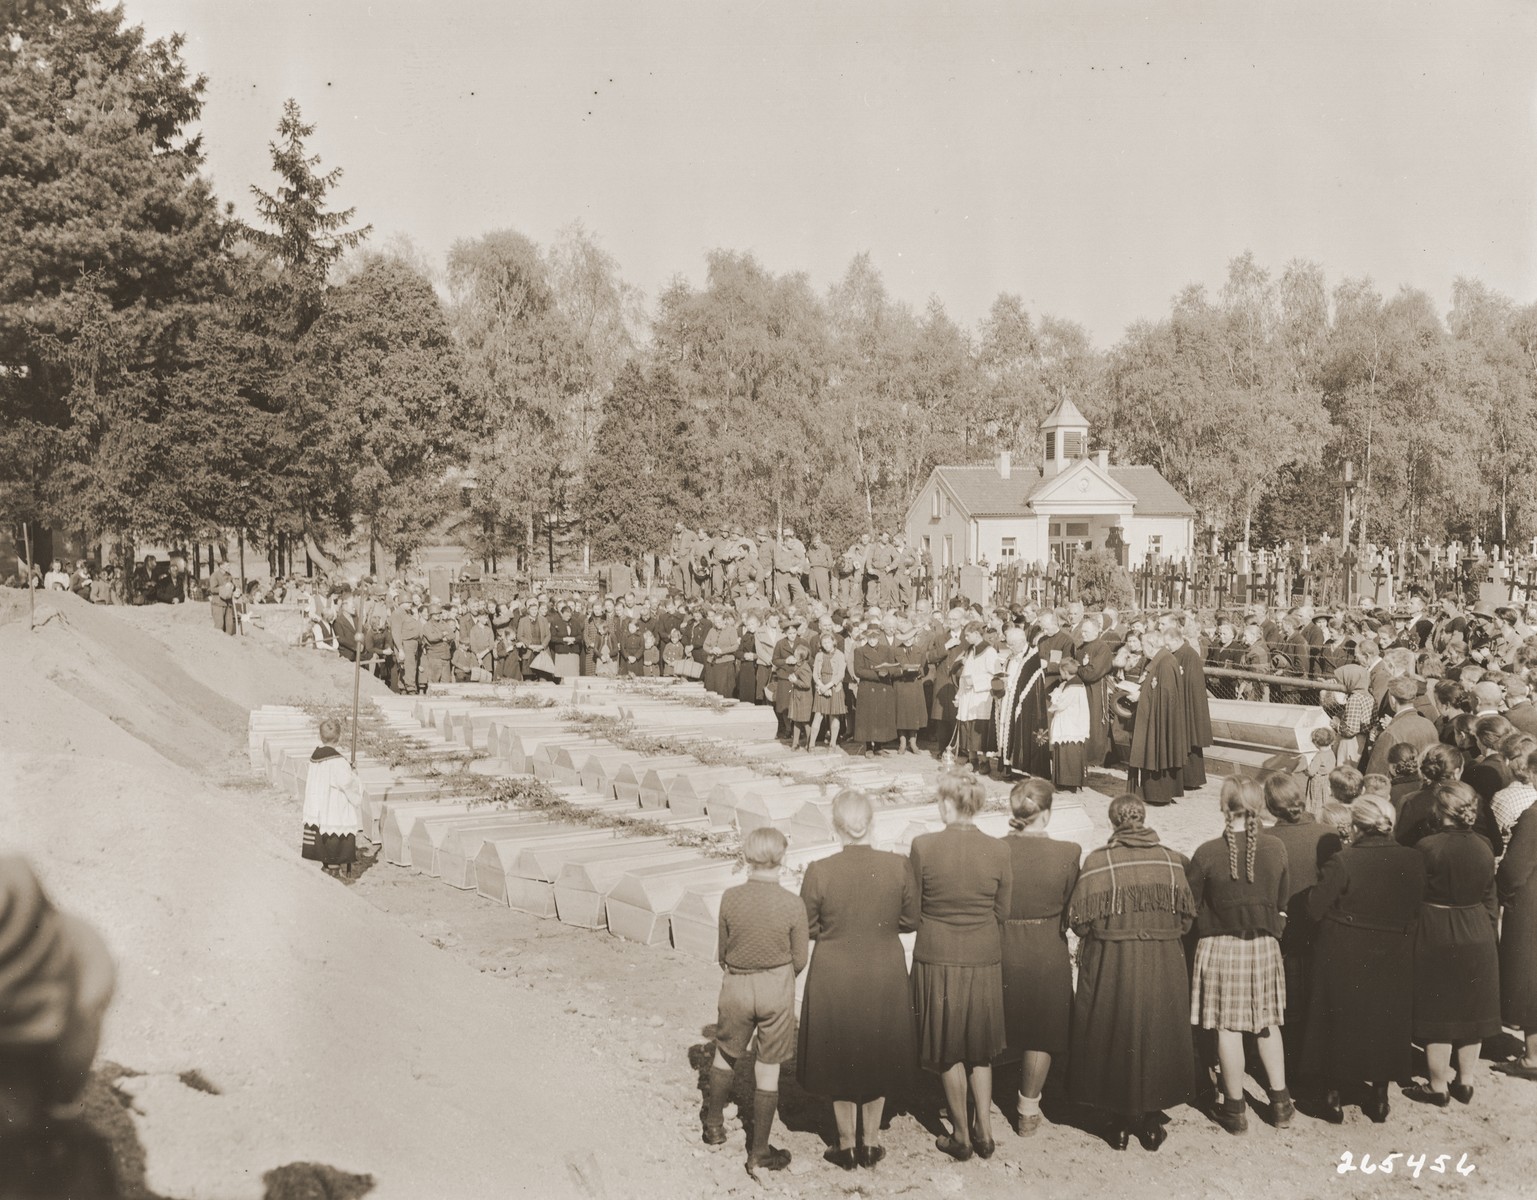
1040,397,1090,478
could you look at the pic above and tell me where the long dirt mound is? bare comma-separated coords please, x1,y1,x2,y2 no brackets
0,592,674,1200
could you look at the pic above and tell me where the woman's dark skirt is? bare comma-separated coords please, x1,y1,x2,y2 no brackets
998,920,1072,1059
798,936,916,1101
302,826,356,867
894,680,927,733
788,688,813,725
911,960,1006,1071
1502,896,1537,1031
702,661,734,695
812,688,846,717
1413,905,1502,1043
1068,936,1193,1115
736,664,757,704
1302,920,1413,1083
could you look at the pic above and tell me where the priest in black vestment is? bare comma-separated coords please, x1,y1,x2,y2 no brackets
997,626,1052,779
1169,620,1214,789
1074,616,1116,768
1128,629,1189,806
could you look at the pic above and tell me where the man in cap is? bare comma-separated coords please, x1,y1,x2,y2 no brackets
1504,677,1537,737
1363,676,1439,777
773,526,808,608
868,533,896,611
807,534,833,604
893,534,917,614
669,522,692,598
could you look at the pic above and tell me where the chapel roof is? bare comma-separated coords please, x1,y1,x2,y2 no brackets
930,462,1195,519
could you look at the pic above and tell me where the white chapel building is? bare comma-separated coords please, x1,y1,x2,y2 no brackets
904,398,1195,570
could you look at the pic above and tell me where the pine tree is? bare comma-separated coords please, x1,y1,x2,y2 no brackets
244,98,371,333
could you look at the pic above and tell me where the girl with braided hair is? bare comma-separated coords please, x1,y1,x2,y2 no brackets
1185,777,1292,1134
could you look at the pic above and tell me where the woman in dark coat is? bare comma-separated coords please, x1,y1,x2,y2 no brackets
735,619,760,704
701,612,737,696
892,625,929,754
1263,772,1338,1082
997,778,1080,1136
908,770,1011,1161
1067,793,1196,1151
851,625,898,756
1304,795,1426,1123
1407,782,1501,1107
798,790,919,1170
1496,765,1537,1080
548,604,582,680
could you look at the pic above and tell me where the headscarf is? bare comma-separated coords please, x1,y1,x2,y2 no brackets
1334,664,1370,694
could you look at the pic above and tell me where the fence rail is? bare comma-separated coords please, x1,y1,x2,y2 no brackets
956,550,1537,614
1202,665,1343,705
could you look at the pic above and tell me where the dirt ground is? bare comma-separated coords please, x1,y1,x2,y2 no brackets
0,591,1529,1198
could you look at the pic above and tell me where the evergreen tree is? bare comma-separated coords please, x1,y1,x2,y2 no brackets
0,0,227,541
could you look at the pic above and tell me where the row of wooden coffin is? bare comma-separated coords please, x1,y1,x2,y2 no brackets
380,688,936,827
378,783,1018,958
252,695,1097,963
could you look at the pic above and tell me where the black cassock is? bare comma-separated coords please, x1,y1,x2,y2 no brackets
1129,648,1189,806
1074,637,1116,768
1173,639,1214,789
999,651,1052,780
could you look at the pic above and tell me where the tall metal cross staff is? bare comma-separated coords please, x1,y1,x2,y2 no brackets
350,592,371,767
22,522,35,631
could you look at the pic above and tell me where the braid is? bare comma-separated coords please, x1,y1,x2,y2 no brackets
1245,817,1257,883
1224,809,1239,881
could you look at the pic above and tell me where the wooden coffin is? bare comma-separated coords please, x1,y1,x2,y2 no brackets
605,859,744,946
554,845,711,930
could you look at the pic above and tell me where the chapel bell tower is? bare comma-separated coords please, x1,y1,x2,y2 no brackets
1040,397,1091,479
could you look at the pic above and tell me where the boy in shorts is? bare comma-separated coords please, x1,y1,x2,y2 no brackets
701,827,808,1173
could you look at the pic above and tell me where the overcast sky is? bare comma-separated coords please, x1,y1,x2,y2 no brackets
121,0,1537,345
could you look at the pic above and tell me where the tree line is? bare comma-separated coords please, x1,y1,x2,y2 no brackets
5,1,1536,578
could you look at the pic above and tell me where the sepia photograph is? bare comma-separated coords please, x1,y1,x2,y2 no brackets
2,0,1535,1195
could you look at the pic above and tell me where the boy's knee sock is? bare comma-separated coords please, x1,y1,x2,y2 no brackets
751,1089,779,1155
704,1066,734,1126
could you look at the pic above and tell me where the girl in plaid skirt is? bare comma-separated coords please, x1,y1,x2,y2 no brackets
1186,777,1293,1134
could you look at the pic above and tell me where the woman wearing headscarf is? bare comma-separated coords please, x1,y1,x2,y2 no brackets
1407,782,1500,1107
548,602,582,680
702,610,738,696
909,770,1011,1161
1303,795,1426,1123
1327,664,1375,768
1067,793,1195,1150
997,778,1080,1136
736,616,760,703
1186,777,1292,1134
798,790,919,1170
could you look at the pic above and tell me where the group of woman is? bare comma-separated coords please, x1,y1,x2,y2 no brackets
788,764,1537,1165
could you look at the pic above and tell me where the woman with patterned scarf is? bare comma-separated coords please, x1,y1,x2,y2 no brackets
1067,793,1196,1151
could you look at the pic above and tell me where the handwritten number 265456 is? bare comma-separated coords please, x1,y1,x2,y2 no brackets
1337,1151,1476,1178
